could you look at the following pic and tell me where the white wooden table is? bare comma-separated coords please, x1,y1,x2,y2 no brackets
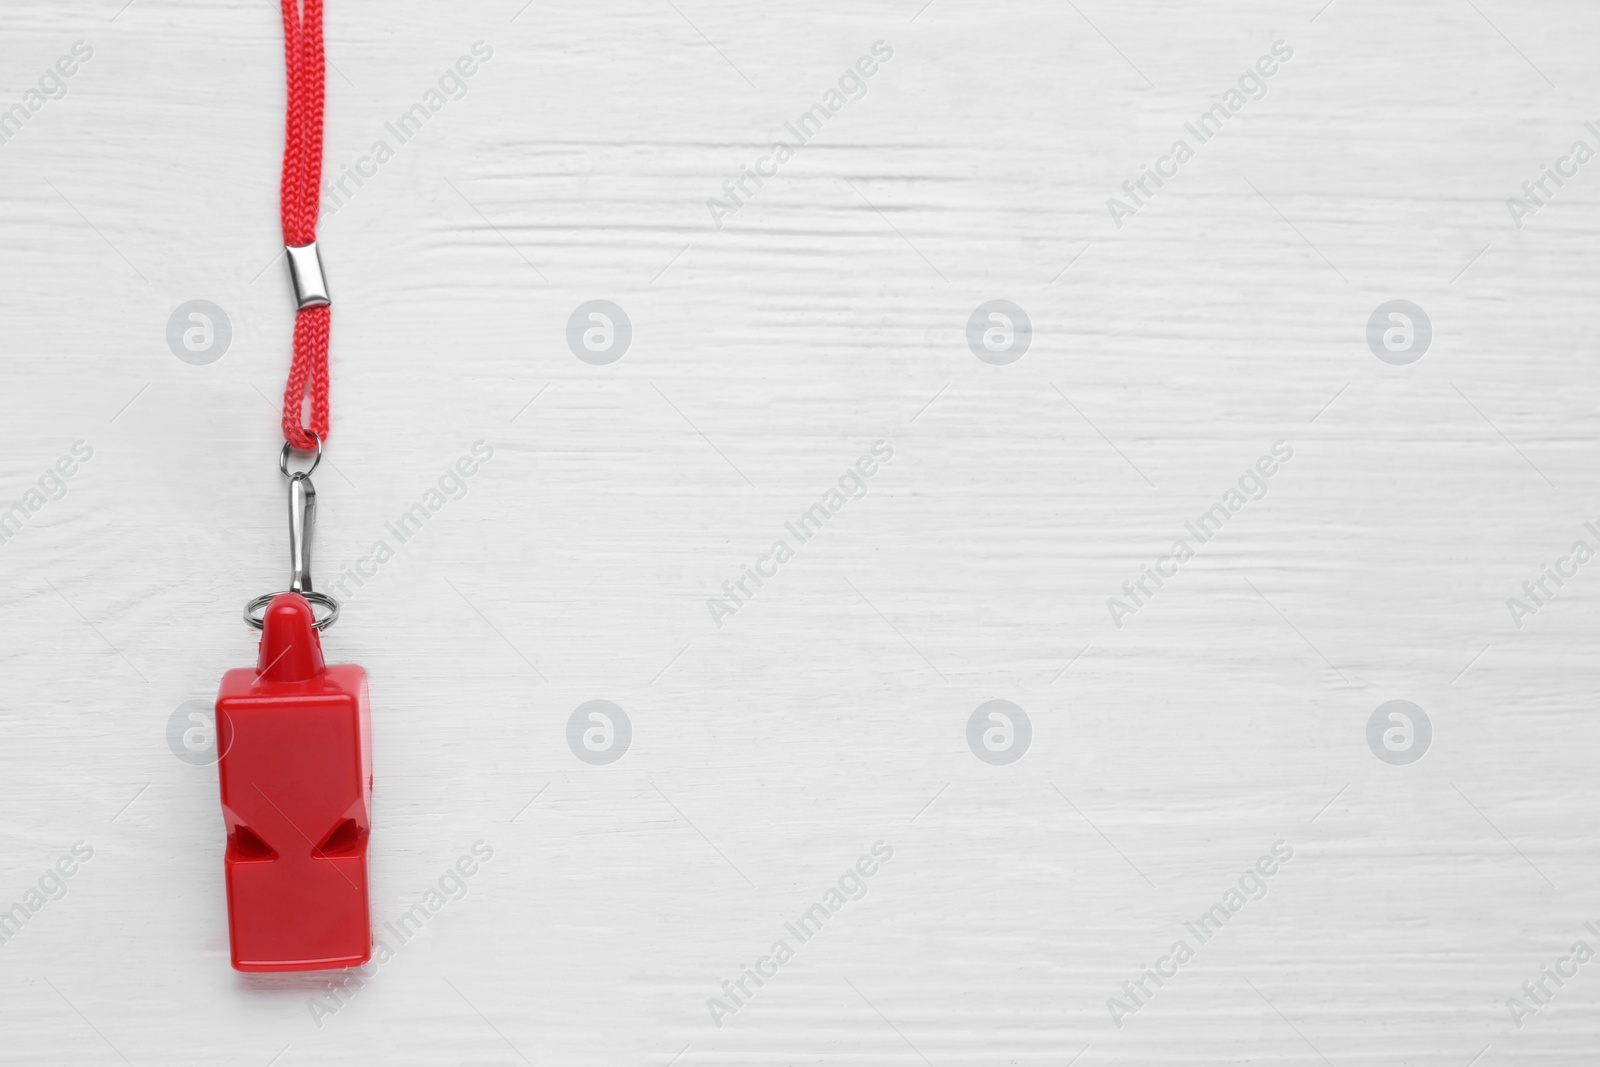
1,1,1596,1063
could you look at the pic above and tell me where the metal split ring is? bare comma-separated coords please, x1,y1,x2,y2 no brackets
245,591,340,631
279,430,323,478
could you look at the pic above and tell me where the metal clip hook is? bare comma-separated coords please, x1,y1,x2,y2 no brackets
245,435,339,630
287,473,316,595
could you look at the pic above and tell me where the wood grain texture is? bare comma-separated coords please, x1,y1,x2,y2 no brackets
1,0,1598,1063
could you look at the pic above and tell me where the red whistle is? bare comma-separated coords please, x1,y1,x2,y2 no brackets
215,592,372,971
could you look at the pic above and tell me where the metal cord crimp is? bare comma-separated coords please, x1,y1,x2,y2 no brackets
285,241,330,309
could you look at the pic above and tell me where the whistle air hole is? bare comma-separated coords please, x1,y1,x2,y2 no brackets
228,826,277,861
314,818,366,858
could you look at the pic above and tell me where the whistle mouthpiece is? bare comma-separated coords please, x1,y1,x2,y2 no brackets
256,593,326,682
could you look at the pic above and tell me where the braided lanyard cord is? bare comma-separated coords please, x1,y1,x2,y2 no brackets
279,0,329,452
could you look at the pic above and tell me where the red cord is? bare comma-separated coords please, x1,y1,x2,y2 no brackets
279,0,328,452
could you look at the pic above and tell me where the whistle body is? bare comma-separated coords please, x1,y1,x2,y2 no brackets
215,593,372,971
